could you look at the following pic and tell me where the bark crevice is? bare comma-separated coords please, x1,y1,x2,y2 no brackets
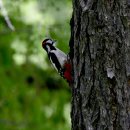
70,0,130,130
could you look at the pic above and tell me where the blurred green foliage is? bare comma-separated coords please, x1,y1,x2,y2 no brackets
0,0,72,129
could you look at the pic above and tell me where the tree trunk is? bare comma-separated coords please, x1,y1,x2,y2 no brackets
69,0,130,130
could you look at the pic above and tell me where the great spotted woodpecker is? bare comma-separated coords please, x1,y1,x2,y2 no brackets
42,38,72,83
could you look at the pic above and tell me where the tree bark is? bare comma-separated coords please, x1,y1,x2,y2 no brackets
69,0,130,130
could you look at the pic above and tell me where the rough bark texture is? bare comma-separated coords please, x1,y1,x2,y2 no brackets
69,0,130,130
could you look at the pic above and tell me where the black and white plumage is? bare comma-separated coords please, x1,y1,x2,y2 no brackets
42,38,67,76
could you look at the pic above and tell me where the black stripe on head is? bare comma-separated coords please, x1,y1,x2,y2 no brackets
49,45,56,50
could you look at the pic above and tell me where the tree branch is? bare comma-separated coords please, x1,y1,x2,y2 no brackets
0,0,15,31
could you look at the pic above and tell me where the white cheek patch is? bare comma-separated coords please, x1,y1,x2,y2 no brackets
47,40,53,44
46,45,50,53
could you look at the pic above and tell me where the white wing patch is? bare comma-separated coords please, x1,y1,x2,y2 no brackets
50,48,67,68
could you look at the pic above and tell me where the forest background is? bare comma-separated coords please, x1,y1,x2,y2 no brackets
0,0,72,130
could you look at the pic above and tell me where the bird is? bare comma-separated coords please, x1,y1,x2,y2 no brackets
42,38,72,83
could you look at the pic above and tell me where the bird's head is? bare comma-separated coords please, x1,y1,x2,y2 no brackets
42,38,56,48
42,38,56,53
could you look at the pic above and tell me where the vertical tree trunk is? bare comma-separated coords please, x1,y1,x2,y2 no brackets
69,0,130,130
